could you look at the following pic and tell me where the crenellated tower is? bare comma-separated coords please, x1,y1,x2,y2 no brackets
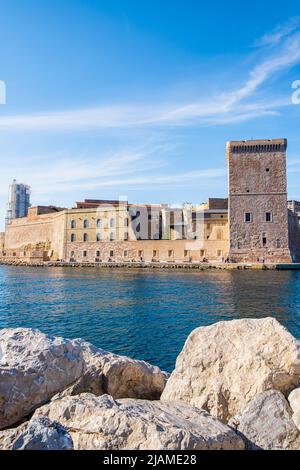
227,139,292,263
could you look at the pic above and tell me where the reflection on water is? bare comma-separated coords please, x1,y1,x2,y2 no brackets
0,265,299,372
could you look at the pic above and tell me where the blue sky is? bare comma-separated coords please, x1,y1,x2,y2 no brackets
1,0,300,229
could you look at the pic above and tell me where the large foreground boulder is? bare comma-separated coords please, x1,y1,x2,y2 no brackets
229,390,300,450
0,328,85,429
33,393,244,450
288,388,300,431
0,417,73,450
161,318,300,422
0,328,167,430
67,339,168,400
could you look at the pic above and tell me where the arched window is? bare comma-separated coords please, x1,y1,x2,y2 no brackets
110,218,115,228
96,233,101,241
110,232,115,241
96,219,102,228
71,233,76,242
83,219,89,229
83,233,89,242
71,220,76,229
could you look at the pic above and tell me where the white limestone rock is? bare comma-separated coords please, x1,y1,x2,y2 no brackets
0,328,85,429
70,338,168,400
229,390,300,450
161,318,300,422
33,393,244,450
0,328,168,429
288,388,300,431
0,417,73,450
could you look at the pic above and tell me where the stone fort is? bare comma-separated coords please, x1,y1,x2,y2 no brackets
1,138,300,264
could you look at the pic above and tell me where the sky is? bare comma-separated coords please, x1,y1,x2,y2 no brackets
1,0,300,229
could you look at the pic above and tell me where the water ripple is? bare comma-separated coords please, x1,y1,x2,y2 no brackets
0,266,299,371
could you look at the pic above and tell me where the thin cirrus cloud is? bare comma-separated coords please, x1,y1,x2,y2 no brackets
32,168,227,195
0,23,300,132
0,141,226,197
254,17,300,47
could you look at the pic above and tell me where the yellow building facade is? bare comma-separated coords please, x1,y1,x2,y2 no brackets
0,199,229,263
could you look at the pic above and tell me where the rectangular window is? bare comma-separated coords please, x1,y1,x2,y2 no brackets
244,212,252,223
184,250,189,257
168,250,174,258
124,250,128,257
83,250,87,257
153,250,158,257
138,250,144,258
266,212,272,222
124,232,128,241
96,250,100,257
200,250,205,257
262,237,267,247
217,250,222,257
110,250,114,257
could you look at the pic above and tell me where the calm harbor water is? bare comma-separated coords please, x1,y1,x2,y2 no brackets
0,265,300,372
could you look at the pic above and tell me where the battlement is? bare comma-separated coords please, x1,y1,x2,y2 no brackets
226,139,287,158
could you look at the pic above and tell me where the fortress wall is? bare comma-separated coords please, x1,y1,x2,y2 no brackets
0,232,4,250
65,238,229,263
4,211,66,260
288,210,300,262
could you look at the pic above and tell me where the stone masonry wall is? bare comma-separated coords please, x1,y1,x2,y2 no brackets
4,211,66,260
66,239,229,263
227,139,292,263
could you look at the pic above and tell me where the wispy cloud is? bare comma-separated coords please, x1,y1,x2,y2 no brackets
0,22,300,132
255,17,300,47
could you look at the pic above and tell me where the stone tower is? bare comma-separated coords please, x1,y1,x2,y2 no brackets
227,138,292,263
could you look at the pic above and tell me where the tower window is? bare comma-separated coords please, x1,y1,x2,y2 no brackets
262,237,267,247
244,212,252,223
266,212,273,222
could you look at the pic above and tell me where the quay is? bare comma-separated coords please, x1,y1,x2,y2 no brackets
1,260,300,270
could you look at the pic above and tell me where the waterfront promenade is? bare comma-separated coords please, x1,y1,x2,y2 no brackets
1,259,300,270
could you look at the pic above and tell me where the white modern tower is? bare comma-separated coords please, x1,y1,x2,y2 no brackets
6,179,31,225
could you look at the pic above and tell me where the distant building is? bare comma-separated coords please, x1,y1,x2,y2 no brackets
227,139,300,263
2,139,300,264
287,200,300,214
5,180,31,225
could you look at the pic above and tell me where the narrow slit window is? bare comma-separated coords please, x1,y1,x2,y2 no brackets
244,212,252,223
